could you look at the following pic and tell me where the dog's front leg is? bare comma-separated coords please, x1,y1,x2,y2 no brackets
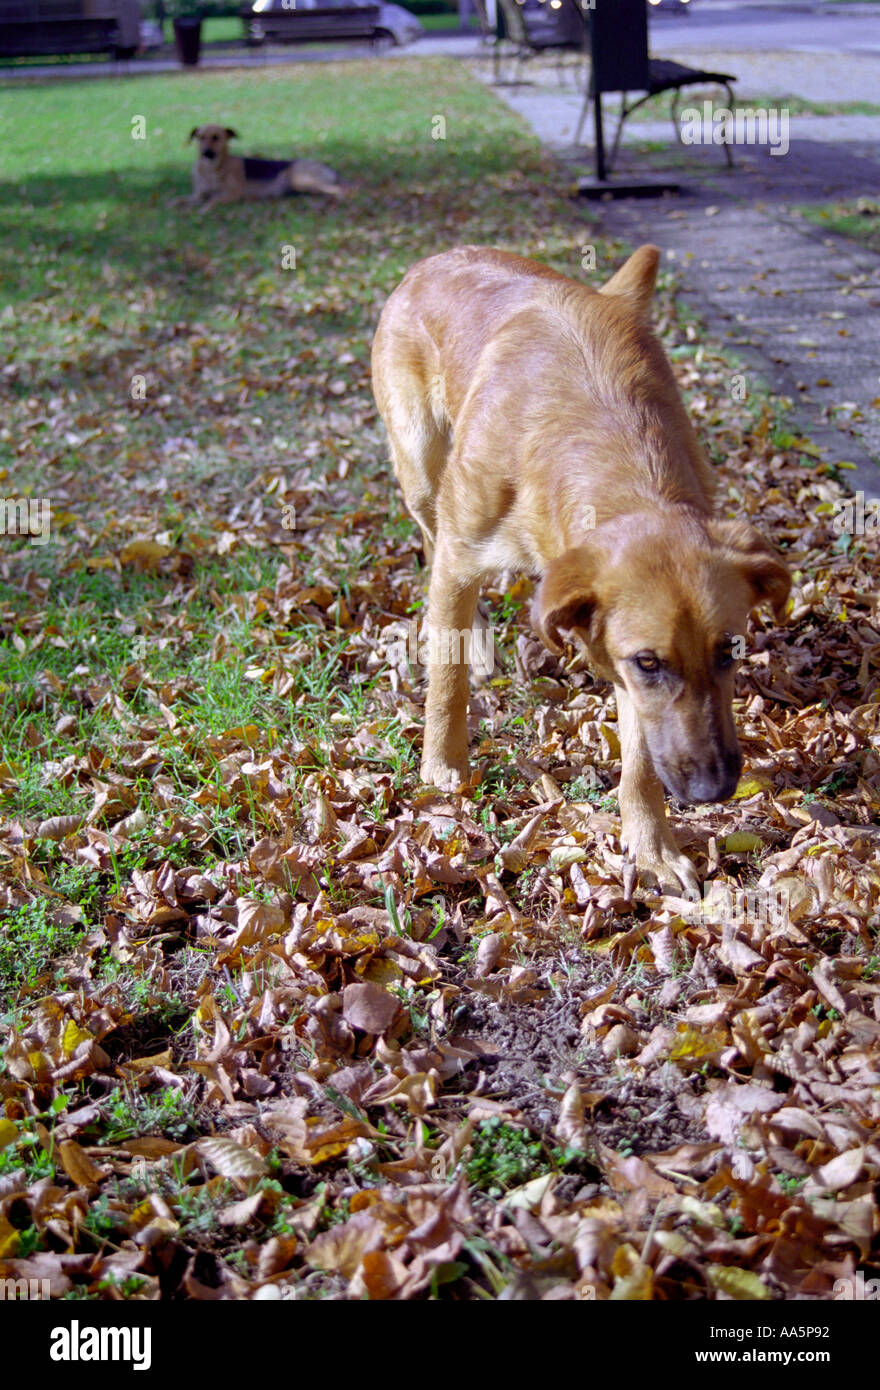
195,190,239,214
615,684,700,895
420,541,480,791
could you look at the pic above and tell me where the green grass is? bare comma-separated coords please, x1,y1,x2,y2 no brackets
0,897,86,1012
795,199,880,255
1,55,875,1305
0,57,586,1015
199,16,246,42
625,89,880,123
417,12,466,29
0,61,544,314
465,1118,546,1194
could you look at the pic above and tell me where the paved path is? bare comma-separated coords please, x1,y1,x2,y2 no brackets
4,13,878,496
485,60,880,497
650,48,880,101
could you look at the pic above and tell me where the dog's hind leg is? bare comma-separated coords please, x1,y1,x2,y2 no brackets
372,322,452,565
288,160,344,198
420,533,482,789
384,408,448,565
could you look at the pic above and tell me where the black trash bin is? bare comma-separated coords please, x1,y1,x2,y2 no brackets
173,16,202,66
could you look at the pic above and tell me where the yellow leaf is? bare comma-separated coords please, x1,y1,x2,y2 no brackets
350,1191,383,1213
549,846,589,870
707,1265,771,1300
303,1139,354,1164
123,1050,173,1072
0,1119,18,1152
244,665,276,684
359,957,404,986
130,1200,158,1231
119,540,171,571
722,832,765,854
732,774,771,799
63,1020,95,1057
27,1050,52,1077
600,722,621,759
0,1216,21,1259
610,1247,653,1300
221,724,271,745
668,1025,728,1062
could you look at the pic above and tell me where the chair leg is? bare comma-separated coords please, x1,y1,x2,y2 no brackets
575,86,591,145
722,82,735,167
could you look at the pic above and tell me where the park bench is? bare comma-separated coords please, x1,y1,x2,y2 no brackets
0,0,140,59
577,0,737,175
240,4,384,47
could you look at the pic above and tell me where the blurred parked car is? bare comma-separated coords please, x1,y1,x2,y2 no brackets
246,0,424,48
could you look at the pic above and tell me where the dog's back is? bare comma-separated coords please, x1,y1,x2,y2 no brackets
242,157,293,183
372,246,714,560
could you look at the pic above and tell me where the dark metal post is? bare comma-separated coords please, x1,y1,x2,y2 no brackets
593,84,605,183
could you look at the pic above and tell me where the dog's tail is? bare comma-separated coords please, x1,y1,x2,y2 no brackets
598,244,660,320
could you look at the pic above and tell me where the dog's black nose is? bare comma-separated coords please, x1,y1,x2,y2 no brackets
685,749,742,805
203,149,215,159
661,747,742,806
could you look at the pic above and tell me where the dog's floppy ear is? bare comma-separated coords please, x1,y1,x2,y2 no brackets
188,126,201,142
710,519,791,619
225,127,239,140
598,244,660,321
532,546,601,655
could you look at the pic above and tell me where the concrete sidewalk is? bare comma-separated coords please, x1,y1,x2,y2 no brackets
484,67,880,499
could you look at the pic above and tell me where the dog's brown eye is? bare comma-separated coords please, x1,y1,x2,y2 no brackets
716,641,736,669
633,652,661,674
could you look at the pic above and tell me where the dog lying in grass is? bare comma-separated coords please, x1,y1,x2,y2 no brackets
187,124,344,212
372,245,791,893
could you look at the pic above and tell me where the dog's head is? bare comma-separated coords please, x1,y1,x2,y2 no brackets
189,124,238,162
533,514,790,805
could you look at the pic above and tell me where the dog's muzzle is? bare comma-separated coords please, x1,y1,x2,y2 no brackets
658,745,743,807
202,149,216,160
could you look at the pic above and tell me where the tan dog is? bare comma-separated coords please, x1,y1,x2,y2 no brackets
371,246,790,892
188,124,343,211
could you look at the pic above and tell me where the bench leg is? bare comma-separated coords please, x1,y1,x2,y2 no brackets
607,94,629,172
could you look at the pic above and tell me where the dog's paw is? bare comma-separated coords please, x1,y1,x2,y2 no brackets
635,853,701,898
420,759,468,792
621,831,701,897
